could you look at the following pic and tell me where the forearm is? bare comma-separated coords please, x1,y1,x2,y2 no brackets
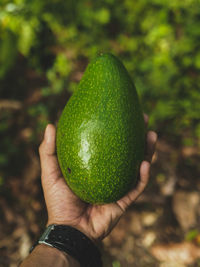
20,244,80,267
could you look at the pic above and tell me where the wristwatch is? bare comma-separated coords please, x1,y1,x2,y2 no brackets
30,224,102,267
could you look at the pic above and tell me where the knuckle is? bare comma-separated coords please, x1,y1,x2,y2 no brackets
150,131,158,140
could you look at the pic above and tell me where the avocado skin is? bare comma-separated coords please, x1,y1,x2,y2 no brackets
56,53,145,204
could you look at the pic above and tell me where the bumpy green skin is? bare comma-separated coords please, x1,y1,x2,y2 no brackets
56,53,145,204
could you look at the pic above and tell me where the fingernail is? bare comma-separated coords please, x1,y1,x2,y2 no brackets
44,124,51,143
153,131,158,141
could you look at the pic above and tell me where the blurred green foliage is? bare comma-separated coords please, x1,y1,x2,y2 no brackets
185,229,199,241
0,0,200,178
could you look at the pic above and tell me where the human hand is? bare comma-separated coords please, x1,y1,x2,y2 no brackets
39,115,157,243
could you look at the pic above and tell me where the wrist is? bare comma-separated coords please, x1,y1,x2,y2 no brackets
32,224,102,267
47,220,98,244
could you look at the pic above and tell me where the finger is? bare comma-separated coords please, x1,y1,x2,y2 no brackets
145,131,157,162
143,113,149,127
117,161,150,211
39,124,62,185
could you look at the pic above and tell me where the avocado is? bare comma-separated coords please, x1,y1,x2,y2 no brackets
56,53,145,204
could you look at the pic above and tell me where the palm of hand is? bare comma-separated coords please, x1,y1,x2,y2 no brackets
40,155,125,242
39,120,157,242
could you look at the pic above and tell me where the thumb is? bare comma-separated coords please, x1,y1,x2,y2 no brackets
39,124,62,186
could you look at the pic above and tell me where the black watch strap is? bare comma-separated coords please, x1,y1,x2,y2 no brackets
30,224,102,267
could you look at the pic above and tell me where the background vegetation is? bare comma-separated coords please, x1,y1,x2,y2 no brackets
0,0,200,266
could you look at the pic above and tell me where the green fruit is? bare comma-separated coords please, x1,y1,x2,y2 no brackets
56,53,145,204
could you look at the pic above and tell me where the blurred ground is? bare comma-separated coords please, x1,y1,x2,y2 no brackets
0,120,200,266
1,1,200,266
